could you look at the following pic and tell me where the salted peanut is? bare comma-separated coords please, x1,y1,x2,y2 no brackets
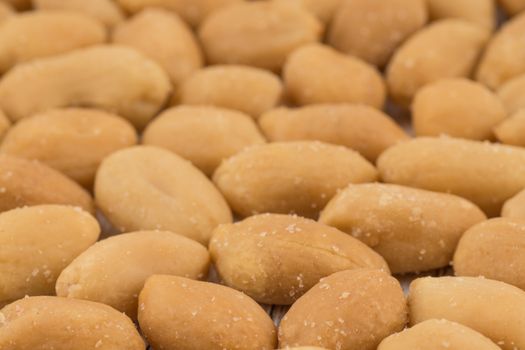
139,275,276,350
113,8,202,87
0,45,171,130
377,137,525,217
95,146,232,244
502,188,525,219
56,231,209,319
427,0,496,30
259,105,408,162
3,0,30,10
497,74,525,115
178,65,283,118
199,1,321,72
275,0,341,23
0,2,13,22
378,319,500,350
0,108,137,188
409,276,525,350
499,0,525,16
284,44,385,109
320,183,486,274
0,296,145,349
279,269,407,350
143,106,265,176
0,205,99,307
412,78,506,140
328,0,427,67
495,111,525,147
0,109,10,140
387,20,489,106
213,141,377,219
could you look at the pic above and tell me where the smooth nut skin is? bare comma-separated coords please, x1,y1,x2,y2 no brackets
0,108,138,188
412,78,506,140
138,275,277,350
259,104,408,163
0,3,14,23
0,296,145,350
497,74,525,115
378,319,500,350
320,183,487,274
377,137,525,217
113,8,203,87
275,0,341,23
386,20,489,106
95,146,232,244
142,106,265,176
210,214,389,305
495,110,525,147
328,0,427,67
284,44,386,109
278,269,408,350
199,1,322,72
409,276,525,350
427,0,496,30
502,188,525,219
0,205,100,307
178,65,283,119
0,109,11,140
213,141,378,219
499,0,525,16
0,45,171,130
56,230,210,319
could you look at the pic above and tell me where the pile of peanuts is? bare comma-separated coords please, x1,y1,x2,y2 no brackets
2,0,525,349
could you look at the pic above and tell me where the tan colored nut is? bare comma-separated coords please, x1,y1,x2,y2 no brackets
284,44,386,109
199,1,322,72
0,108,137,188
279,269,408,350
138,275,277,350
0,296,145,350
0,109,11,140
3,0,30,10
0,205,99,307
495,110,525,147
113,8,202,87
328,0,427,67
213,141,377,219
0,45,171,130
499,0,525,16
502,188,525,219
259,104,408,163
378,319,500,350
409,276,525,350
275,0,341,23
412,78,506,140
142,106,265,176
320,183,486,274
497,74,525,115
427,0,496,30
0,2,13,23
178,65,283,118
95,146,232,244
281,348,328,350
377,137,525,217
56,230,210,319
210,214,389,305
387,20,489,106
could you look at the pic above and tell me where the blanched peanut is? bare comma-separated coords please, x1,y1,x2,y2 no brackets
199,1,321,72
259,104,408,162
0,2,13,22
213,141,377,219
412,78,506,140
0,108,138,188
0,45,171,130
56,230,210,319
495,110,525,147
138,275,277,350
497,74,525,115
0,205,99,307
178,65,283,118
377,137,525,217
498,0,525,16
113,8,202,87
387,20,489,106
502,188,525,219
142,106,265,176
278,269,408,350
426,0,496,30
320,183,486,274
0,296,145,350
409,276,525,350
328,0,427,67
0,109,10,140
275,0,341,23
95,146,232,244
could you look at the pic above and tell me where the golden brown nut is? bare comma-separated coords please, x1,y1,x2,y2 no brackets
199,1,322,72
426,0,496,30
412,78,506,140
499,0,525,16
497,74,525,115
0,205,99,307
0,109,11,140
213,141,377,219
3,0,30,10
494,110,525,147
138,275,277,350
502,188,525,219
275,0,341,23
278,269,408,350
0,2,13,23
284,44,385,109
95,146,232,244
0,108,137,188
328,0,427,67
0,296,145,350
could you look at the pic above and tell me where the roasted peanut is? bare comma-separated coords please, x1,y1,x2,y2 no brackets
502,188,525,219
426,0,496,30
275,0,341,23
497,74,525,115
494,110,525,147
3,0,30,10
0,2,13,22
498,0,525,16
0,109,10,140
